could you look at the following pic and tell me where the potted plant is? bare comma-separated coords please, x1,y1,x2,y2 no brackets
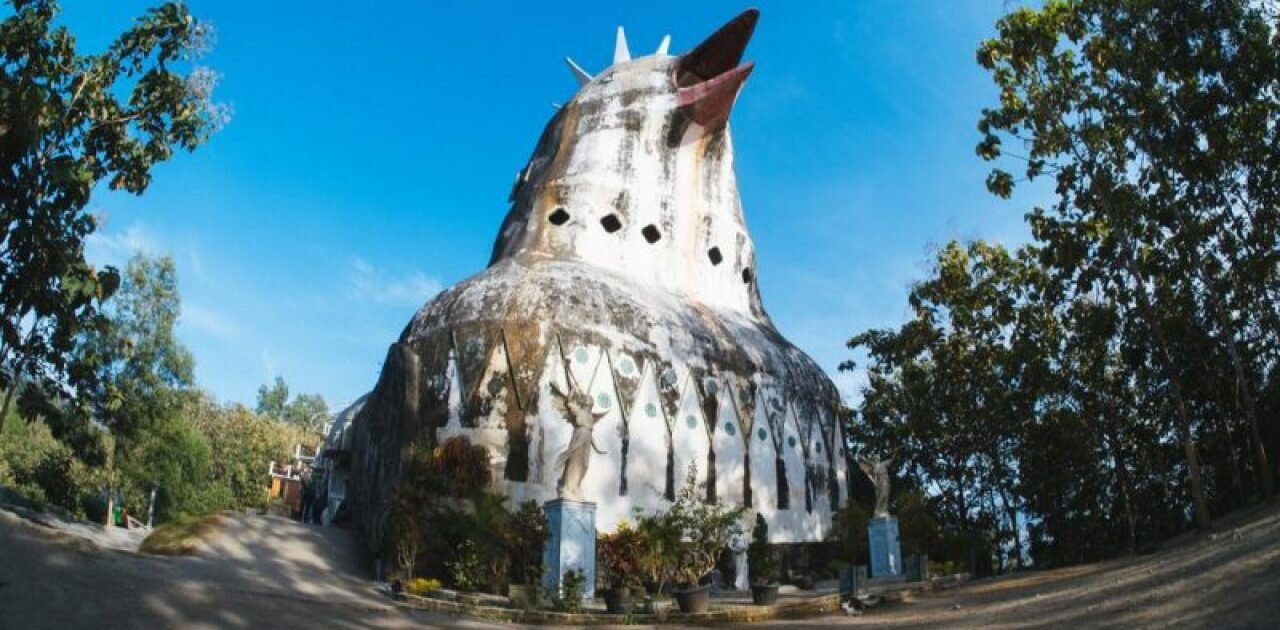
667,466,745,613
747,513,780,605
633,507,680,612
505,500,549,608
597,522,644,613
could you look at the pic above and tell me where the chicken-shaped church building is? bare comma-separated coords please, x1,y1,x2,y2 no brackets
349,9,848,550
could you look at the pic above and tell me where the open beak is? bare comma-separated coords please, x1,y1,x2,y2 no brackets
674,9,759,129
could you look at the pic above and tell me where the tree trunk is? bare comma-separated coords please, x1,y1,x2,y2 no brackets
1106,422,1138,554
1222,414,1246,506
1124,258,1211,531
992,452,1024,569
1223,328,1272,499
0,381,17,432
1215,213,1277,499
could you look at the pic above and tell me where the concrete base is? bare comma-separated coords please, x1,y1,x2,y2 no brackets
542,499,596,600
868,516,902,578
838,565,869,596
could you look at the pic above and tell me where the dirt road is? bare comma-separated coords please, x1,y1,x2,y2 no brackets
772,502,1280,629
0,510,501,630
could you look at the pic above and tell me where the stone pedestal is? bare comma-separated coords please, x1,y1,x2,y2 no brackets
839,565,869,596
867,516,902,578
904,553,930,582
542,499,596,601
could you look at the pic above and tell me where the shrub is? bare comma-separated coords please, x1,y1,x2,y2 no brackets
447,539,487,592
831,502,870,565
0,417,95,513
633,507,682,594
391,500,423,580
405,577,442,594
552,568,586,612
655,465,745,589
747,513,779,585
598,521,645,590
897,488,941,555
139,513,226,555
429,436,492,498
507,500,549,586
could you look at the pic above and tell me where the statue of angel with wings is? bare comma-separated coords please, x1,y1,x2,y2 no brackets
857,454,895,519
549,381,606,501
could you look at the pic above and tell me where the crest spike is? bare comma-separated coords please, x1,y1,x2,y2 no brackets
613,26,631,64
656,34,671,56
564,57,593,86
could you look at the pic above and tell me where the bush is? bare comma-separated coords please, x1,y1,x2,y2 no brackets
639,465,745,589
0,417,95,514
830,502,870,565
747,513,779,585
598,521,645,590
507,500,549,586
139,513,226,555
405,577,442,594
634,506,682,594
447,539,487,592
552,568,586,612
897,489,941,555
120,414,227,522
184,395,318,510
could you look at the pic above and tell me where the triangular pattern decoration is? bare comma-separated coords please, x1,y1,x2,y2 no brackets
500,322,546,412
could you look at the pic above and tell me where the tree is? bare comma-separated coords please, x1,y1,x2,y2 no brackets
82,254,193,437
284,393,329,435
0,1,223,427
184,393,313,509
79,253,198,523
977,0,1280,526
256,376,329,436
255,376,289,420
846,241,1045,572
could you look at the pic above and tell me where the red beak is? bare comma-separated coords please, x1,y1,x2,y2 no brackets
674,9,759,129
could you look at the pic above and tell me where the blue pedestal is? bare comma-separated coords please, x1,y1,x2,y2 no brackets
867,516,902,578
542,499,596,601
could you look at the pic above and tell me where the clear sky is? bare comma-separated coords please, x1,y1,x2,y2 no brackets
58,1,1037,411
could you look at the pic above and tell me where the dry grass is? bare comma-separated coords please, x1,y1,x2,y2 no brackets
139,513,225,556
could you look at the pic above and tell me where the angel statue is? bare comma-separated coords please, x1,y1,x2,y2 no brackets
857,454,894,518
549,382,607,502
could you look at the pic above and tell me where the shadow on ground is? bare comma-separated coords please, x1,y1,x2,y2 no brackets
0,510,500,629
764,501,1280,629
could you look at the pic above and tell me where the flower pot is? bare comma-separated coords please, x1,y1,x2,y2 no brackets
507,583,539,609
750,583,779,605
602,587,634,614
673,584,712,614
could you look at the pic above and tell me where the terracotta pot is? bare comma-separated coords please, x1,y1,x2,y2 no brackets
673,584,712,613
601,587,633,614
750,583,779,605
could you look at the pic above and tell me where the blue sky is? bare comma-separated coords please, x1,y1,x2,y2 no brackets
60,1,1037,411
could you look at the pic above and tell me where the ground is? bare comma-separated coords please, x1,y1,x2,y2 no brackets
1,502,1278,629
0,509,501,630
